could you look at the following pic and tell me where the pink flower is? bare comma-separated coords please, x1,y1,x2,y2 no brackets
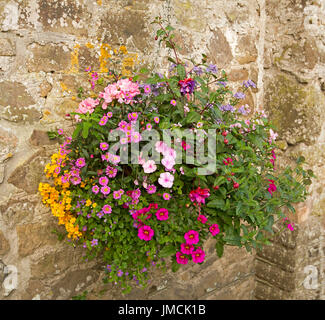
154,117,160,124
197,215,208,224
70,176,81,185
107,111,113,118
176,252,188,265
100,142,109,151
128,112,138,122
170,99,177,106
158,172,174,188
162,147,176,159
181,140,190,150
161,156,175,170
180,243,194,255
192,247,205,264
146,184,157,194
209,224,220,236
267,179,277,195
102,204,112,214
75,97,99,116
146,123,152,131
155,141,169,154
189,187,210,204
100,186,111,195
99,176,109,186
288,223,294,231
138,225,154,241
92,185,100,194
163,193,171,200
143,160,157,174
131,132,142,143
184,230,199,245
58,129,63,135
113,190,121,199
156,208,169,221
106,166,117,178
70,167,80,177
75,158,86,168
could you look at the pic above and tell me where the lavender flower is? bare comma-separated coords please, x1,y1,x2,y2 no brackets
243,79,256,88
219,104,235,112
234,92,246,99
193,66,204,75
206,64,218,74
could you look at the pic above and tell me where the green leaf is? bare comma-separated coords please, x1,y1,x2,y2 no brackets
215,241,224,258
82,121,92,139
159,244,177,258
172,259,181,272
177,64,186,79
207,198,225,209
185,111,201,124
72,124,82,139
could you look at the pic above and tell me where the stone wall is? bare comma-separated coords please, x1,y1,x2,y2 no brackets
0,0,324,300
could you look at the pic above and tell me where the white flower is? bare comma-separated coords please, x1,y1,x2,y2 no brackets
142,160,157,174
158,172,174,188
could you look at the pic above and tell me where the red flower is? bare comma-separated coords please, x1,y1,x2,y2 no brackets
189,187,210,205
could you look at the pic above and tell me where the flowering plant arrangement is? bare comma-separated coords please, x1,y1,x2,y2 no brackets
39,17,313,293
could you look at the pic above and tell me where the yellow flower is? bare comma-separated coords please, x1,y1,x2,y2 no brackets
85,199,92,207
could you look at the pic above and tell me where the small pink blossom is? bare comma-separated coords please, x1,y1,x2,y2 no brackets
138,225,154,241
100,186,111,195
180,243,194,255
197,215,208,224
176,252,188,265
75,158,86,168
161,156,175,170
99,176,109,186
184,230,199,245
146,184,157,194
209,224,220,236
163,193,171,200
192,247,205,264
156,208,169,221
102,204,112,214
100,142,109,151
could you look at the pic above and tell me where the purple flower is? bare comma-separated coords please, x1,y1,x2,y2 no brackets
178,78,196,95
97,211,104,218
91,239,98,247
117,270,123,277
193,66,203,75
206,64,218,74
219,104,235,112
243,79,256,88
234,92,246,99
218,81,227,87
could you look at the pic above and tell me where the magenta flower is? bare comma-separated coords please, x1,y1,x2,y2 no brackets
180,243,194,255
170,99,177,106
100,186,111,195
197,215,208,224
113,191,121,200
189,187,210,204
143,85,151,95
138,225,154,241
61,174,70,184
70,176,81,185
176,252,188,265
163,193,171,200
75,157,86,168
156,208,169,221
267,179,277,195
184,230,199,245
99,176,109,186
102,204,112,214
209,224,220,236
192,247,205,264
128,112,138,122
92,185,100,194
288,223,294,231
70,167,80,177
107,112,113,118
58,129,63,135
54,167,61,175
146,184,157,194
154,117,160,124
100,142,109,151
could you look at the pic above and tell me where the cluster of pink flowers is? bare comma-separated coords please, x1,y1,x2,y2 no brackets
75,98,100,122
189,187,210,205
118,119,142,144
99,112,113,126
101,152,121,165
270,149,276,167
123,188,141,208
175,230,205,264
99,78,140,108
267,179,277,196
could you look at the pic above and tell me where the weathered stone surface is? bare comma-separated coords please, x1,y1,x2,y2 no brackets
16,222,58,257
39,81,52,98
8,151,49,194
207,29,233,68
0,230,9,256
0,81,40,123
29,130,56,147
0,38,15,56
236,35,258,64
27,43,70,73
51,269,100,300
227,68,249,82
21,279,46,300
264,73,323,145
98,9,150,51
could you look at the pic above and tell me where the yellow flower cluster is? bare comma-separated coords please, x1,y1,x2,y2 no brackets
39,150,82,239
